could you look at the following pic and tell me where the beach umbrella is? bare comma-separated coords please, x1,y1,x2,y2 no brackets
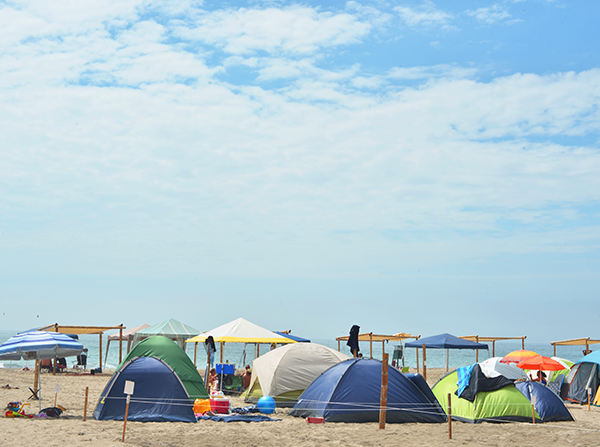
0,331,83,408
516,355,566,372
0,331,83,361
516,355,566,384
499,349,539,364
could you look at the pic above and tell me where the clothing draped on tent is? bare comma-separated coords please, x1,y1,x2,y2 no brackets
346,325,360,357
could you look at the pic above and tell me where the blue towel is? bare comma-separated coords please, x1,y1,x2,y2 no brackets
456,364,475,397
198,414,281,422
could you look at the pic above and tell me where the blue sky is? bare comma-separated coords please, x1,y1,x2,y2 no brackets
1,0,599,343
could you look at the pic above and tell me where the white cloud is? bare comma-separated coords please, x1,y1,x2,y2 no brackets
387,64,478,80
175,6,371,55
466,4,512,24
394,2,452,28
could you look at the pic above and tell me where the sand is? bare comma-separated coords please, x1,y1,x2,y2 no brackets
1,367,598,447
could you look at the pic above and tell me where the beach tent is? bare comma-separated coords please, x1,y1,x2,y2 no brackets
105,323,151,363
274,332,310,343
94,356,196,422
405,333,489,373
185,317,296,365
132,319,199,349
121,335,208,400
432,369,573,423
563,351,600,404
290,358,447,423
244,343,351,407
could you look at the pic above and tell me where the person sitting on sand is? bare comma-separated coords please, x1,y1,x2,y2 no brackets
534,371,547,385
208,368,218,392
241,365,252,390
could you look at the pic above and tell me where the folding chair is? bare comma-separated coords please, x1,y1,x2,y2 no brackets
546,374,564,396
28,387,40,400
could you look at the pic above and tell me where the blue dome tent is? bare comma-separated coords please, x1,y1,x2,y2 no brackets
94,356,196,422
290,358,446,423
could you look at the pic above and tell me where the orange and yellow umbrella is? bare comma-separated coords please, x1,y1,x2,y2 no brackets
500,349,539,364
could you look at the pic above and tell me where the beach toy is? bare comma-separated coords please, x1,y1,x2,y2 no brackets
257,396,276,414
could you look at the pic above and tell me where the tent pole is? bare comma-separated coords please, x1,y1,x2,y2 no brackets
119,325,123,364
422,344,427,382
416,348,420,373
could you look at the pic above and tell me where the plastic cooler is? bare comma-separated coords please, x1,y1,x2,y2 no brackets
210,397,230,414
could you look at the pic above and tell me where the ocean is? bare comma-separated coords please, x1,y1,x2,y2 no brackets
0,329,591,372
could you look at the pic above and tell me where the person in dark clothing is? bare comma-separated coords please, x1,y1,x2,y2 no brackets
347,325,360,358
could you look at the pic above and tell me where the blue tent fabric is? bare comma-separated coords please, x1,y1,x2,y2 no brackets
515,381,573,422
405,333,488,350
274,332,310,343
290,359,446,423
94,356,196,423
577,351,600,365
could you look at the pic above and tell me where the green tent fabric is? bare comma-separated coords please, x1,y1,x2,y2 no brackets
120,335,208,400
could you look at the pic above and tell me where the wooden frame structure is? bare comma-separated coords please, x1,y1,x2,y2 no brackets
336,332,420,359
459,335,527,361
39,323,125,371
551,337,600,357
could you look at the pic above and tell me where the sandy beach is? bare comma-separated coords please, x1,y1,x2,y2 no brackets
1,367,598,447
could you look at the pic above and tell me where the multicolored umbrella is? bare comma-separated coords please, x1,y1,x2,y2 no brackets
499,349,539,364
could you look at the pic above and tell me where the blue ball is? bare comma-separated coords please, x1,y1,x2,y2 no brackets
257,396,276,414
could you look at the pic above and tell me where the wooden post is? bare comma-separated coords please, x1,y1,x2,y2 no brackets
220,342,224,363
588,388,592,411
447,393,452,440
522,338,525,350
54,385,58,407
379,353,389,429
369,333,373,359
553,344,556,357
194,342,197,367
337,339,340,352
119,325,123,364
33,360,40,393
476,336,479,362
99,332,103,371
84,387,89,421
492,340,496,357
422,344,427,382
122,394,131,442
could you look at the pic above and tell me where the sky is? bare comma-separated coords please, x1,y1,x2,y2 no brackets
1,0,599,343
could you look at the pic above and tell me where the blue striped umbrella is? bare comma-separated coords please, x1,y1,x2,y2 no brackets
0,331,83,360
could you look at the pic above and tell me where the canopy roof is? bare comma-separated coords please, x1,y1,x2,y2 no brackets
336,332,418,343
108,324,151,341
551,337,600,346
274,331,310,343
134,319,199,342
186,317,295,344
39,324,125,335
405,333,488,350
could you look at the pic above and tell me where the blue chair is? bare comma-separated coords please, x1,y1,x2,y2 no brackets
546,373,564,396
